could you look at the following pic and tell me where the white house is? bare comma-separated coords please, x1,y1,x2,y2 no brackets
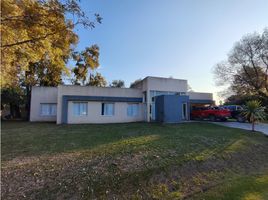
30,76,214,124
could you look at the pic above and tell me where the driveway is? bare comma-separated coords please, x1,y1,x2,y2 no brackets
212,122,268,136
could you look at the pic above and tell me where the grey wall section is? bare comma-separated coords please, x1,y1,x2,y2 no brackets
30,87,58,122
155,95,190,123
62,95,142,124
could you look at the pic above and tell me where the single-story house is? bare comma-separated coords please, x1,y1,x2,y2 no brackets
30,76,214,124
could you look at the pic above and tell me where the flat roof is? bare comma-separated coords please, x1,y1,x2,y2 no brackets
143,76,187,81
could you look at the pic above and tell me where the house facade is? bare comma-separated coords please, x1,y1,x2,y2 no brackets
30,76,214,124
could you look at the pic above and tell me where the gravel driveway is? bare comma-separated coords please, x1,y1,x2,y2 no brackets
212,122,268,136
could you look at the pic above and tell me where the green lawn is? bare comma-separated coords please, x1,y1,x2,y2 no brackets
1,122,268,199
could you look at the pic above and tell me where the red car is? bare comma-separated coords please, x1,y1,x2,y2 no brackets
191,106,231,121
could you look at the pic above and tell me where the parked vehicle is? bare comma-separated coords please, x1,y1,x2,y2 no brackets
191,106,231,121
220,105,247,122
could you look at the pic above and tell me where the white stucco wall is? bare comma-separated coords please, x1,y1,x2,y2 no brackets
57,85,143,124
67,101,144,124
146,77,188,92
30,87,58,122
132,76,188,92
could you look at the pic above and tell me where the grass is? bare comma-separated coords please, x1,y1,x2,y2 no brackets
190,173,268,200
1,121,268,199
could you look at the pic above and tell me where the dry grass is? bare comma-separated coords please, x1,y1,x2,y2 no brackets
1,121,268,199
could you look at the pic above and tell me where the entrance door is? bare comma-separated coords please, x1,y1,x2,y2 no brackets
182,103,188,120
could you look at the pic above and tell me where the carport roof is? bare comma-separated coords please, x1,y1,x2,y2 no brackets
190,99,215,104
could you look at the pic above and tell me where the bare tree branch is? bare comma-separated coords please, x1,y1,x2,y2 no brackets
1,32,56,48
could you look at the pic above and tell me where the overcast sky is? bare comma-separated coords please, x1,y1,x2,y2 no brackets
72,0,268,103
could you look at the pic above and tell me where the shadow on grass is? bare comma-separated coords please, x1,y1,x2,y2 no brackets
1,121,266,162
2,122,268,199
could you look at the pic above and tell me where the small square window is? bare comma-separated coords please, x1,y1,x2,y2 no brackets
40,104,57,116
127,104,139,117
73,102,88,116
101,103,114,116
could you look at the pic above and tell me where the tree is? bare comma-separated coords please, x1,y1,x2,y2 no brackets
1,0,101,88
1,0,101,120
187,84,194,92
24,60,63,87
130,79,142,88
72,45,100,85
242,100,266,131
87,73,107,87
110,80,125,88
232,66,267,97
214,28,268,104
1,87,25,119
224,94,260,105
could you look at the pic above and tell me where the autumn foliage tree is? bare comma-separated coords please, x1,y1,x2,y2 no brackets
88,73,107,87
110,80,125,88
1,0,101,119
1,0,101,88
72,45,107,86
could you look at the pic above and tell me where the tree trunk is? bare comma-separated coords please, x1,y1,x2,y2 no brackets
14,104,21,118
252,121,255,132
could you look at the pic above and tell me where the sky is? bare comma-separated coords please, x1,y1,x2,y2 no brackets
71,0,268,103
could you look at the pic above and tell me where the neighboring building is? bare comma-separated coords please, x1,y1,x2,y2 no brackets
30,76,214,124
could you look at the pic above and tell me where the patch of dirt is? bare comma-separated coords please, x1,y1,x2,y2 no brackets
1,142,268,199
147,143,268,199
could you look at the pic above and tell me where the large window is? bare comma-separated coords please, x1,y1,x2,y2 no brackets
40,103,57,116
101,103,114,116
73,102,88,116
127,104,139,117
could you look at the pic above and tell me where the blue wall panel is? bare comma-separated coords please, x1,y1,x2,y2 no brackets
155,95,190,123
155,95,165,122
